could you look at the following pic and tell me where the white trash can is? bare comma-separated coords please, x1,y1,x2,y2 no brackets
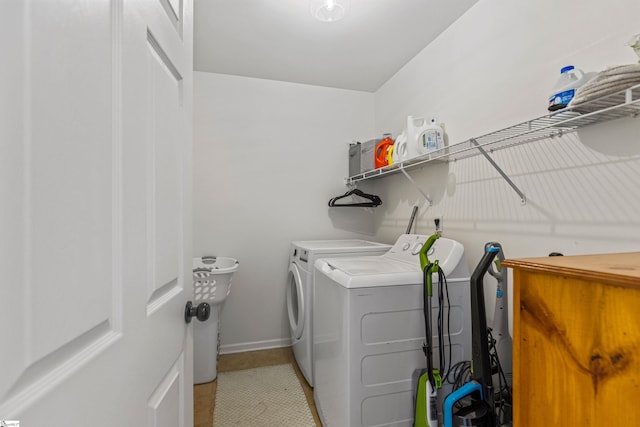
192,256,239,384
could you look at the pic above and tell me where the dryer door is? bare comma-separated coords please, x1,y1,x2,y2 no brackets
286,262,305,340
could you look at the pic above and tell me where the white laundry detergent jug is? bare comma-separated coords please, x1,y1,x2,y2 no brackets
392,131,408,163
418,118,444,154
548,65,587,111
407,116,429,158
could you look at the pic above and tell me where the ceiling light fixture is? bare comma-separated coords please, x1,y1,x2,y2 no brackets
310,0,349,23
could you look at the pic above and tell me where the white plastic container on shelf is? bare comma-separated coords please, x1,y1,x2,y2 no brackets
548,65,587,111
418,118,444,154
392,131,408,163
406,116,429,159
193,256,239,384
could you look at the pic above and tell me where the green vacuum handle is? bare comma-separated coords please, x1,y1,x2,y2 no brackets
420,234,441,297
419,233,440,271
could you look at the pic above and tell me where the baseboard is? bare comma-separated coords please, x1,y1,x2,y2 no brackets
219,337,292,355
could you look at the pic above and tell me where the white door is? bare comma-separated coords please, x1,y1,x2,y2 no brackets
0,1,194,426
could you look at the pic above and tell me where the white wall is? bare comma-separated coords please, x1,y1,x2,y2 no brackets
193,72,376,352
372,0,640,321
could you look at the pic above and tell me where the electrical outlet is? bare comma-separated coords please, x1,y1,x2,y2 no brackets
434,217,443,234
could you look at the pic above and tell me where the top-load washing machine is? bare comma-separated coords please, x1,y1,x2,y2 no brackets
286,240,391,387
313,234,471,427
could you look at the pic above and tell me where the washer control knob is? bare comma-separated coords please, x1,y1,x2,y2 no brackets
411,242,423,255
402,242,411,251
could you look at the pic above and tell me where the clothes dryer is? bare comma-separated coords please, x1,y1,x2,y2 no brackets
313,234,471,427
286,240,391,387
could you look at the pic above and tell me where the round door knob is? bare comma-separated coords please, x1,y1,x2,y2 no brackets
185,301,211,323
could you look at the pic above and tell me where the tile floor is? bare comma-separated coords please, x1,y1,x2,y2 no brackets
194,347,321,427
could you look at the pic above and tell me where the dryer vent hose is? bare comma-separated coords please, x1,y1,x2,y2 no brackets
406,206,418,234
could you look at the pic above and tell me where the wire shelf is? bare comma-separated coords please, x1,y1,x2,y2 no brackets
346,84,640,184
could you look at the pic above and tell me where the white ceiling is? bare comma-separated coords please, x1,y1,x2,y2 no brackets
193,0,478,92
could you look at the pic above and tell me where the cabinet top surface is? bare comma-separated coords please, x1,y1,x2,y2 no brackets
503,252,640,288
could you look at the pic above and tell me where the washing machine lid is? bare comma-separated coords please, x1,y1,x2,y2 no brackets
315,257,422,288
291,239,390,252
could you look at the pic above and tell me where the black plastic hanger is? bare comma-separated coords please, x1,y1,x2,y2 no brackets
328,188,382,207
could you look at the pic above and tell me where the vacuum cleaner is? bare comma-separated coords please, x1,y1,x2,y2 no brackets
486,242,513,424
414,233,444,427
443,243,503,427
487,242,511,385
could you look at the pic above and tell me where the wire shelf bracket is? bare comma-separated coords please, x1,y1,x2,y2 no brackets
400,167,433,206
470,138,526,205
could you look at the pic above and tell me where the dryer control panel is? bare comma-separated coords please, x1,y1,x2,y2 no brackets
290,247,309,265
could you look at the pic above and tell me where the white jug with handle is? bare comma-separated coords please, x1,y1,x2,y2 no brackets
392,131,408,163
418,118,444,154
548,65,587,111
407,116,429,159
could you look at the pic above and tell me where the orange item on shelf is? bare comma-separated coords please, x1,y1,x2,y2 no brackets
375,137,394,169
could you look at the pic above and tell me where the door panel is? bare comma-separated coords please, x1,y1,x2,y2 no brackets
1,0,120,413
159,0,184,34
148,354,185,427
0,0,194,424
146,30,183,305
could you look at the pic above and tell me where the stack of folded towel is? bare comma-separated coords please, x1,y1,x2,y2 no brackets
569,63,640,111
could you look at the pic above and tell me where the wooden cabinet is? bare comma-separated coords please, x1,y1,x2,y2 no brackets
503,252,640,426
